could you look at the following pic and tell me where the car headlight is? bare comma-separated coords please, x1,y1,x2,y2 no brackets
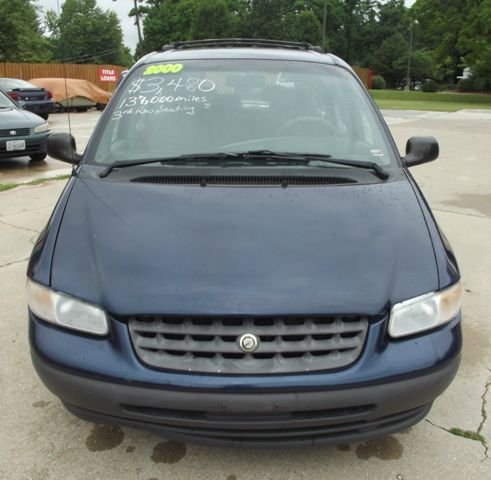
26,279,108,336
34,123,49,134
389,281,462,338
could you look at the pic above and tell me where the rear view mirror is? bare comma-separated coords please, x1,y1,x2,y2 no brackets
404,136,439,167
47,133,82,164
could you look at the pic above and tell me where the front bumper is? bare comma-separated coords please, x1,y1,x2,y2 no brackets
0,133,48,159
30,313,462,447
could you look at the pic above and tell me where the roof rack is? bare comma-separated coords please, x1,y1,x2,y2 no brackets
161,38,323,53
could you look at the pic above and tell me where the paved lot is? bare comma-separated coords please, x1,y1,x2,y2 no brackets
1,110,490,479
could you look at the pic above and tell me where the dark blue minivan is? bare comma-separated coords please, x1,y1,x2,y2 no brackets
27,39,462,447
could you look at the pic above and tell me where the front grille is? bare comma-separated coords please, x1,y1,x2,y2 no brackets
0,142,43,154
0,128,30,137
129,315,369,374
131,175,357,186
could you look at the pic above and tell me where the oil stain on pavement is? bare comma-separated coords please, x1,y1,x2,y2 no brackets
355,436,403,460
151,441,186,464
337,444,351,451
85,424,125,451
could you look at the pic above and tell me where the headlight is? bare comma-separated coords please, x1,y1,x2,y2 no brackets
26,279,108,336
389,281,462,338
34,123,49,134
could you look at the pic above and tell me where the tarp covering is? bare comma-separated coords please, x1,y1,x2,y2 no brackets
28,78,111,104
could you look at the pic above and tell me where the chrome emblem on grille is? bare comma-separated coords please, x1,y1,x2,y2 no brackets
238,333,259,353
9,130,17,136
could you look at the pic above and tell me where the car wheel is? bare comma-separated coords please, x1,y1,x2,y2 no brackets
96,103,106,111
30,153,48,162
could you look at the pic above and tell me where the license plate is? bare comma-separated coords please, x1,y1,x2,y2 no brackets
6,140,26,151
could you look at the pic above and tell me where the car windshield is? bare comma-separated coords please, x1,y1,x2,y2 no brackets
0,91,17,108
91,59,394,166
0,78,36,90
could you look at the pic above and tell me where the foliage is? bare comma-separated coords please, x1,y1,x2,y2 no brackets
134,0,491,88
141,0,200,52
190,0,231,40
458,76,491,93
2,0,490,88
46,0,132,66
421,79,439,92
457,78,474,92
371,75,386,90
410,49,434,81
0,0,52,62
449,428,485,443
457,0,491,83
290,11,323,45
371,32,408,86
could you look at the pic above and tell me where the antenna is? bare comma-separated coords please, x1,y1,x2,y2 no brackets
56,0,75,167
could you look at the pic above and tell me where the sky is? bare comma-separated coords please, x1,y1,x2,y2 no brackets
36,0,417,53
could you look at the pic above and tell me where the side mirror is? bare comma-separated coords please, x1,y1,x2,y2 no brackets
47,132,82,164
403,136,439,167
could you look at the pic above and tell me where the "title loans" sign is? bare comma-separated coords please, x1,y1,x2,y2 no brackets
98,68,119,82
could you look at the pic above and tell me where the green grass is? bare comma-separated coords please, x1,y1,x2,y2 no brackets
0,174,71,193
449,427,486,443
370,89,491,112
0,183,18,192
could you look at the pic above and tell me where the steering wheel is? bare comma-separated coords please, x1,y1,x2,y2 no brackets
278,116,336,137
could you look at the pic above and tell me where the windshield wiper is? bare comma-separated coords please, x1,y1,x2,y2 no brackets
99,150,389,180
276,152,390,180
99,152,241,178
233,150,389,180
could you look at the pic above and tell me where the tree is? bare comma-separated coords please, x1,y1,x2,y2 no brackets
410,48,434,81
411,0,471,82
372,32,408,86
290,11,323,45
190,0,231,40
141,0,200,53
457,0,491,87
46,0,132,66
0,0,51,62
239,0,292,40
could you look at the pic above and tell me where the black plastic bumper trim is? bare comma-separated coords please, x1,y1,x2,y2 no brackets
32,349,460,447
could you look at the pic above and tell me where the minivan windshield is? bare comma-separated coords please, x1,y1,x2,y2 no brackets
92,60,394,167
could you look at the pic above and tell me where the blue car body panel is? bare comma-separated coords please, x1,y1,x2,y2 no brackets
26,41,462,446
46,175,440,316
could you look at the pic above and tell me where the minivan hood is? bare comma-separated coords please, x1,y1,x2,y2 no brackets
51,177,438,316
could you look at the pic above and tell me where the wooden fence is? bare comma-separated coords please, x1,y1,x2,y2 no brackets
353,66,371,88
0,63,126,92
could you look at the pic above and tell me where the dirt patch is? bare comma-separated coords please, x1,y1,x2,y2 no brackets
355,436,403,460
126,445,135,453
85,425,124,452
32,400,51,408
151,441,186,464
